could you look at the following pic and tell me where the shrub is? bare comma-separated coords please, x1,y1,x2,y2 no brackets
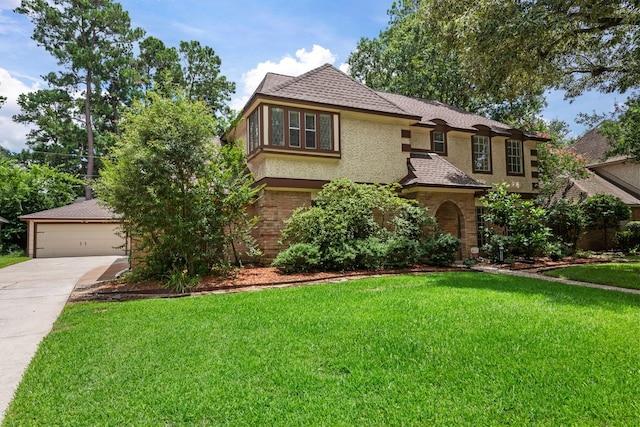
481,183,551,260
273,179,436,273
583,194,631,249
322,243,358,271
384,237,419,269
420,233,461,266
272,243,321,273
543,240,569,261
614,221,640,253
354,237,388,270
482,234,514,263
544,198,585,253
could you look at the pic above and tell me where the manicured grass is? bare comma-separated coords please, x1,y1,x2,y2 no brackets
544,262,640,290
0,254,29,269
4,272,640,426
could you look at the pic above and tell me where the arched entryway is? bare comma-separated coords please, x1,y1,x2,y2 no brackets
435,201,464,259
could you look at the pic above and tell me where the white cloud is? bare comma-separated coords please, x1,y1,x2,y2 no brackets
0,68,41,152
231,44,337,111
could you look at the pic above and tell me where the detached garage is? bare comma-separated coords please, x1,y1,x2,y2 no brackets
20,199,127,258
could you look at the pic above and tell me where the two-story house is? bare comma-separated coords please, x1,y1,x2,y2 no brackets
230,64,546,261
563,125,640,249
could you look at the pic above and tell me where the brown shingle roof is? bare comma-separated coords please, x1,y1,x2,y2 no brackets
400,154,491,190
20,199,120,220
564,173,640,205
377,92,506,132
251,64,419,118
571,125,628,165
247,64,544,140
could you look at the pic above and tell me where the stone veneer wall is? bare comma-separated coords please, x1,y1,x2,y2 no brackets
251,189,313,263
407,190,479,259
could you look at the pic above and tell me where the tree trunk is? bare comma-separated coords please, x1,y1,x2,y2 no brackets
85,70,94,200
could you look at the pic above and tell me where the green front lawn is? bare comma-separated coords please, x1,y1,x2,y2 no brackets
544,262,640,290
4,273,640,426
0,254,30,269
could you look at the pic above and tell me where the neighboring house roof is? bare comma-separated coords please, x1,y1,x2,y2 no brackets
400,153,491,190
571,124,628,165
563,173,640,206
0,216,9,224
19,199,121,221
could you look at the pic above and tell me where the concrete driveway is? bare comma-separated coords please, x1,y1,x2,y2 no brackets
0,256,126,422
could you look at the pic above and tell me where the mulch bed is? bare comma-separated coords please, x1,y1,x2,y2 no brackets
69,256,621,303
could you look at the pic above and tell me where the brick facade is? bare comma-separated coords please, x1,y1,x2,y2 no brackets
407,190,479,259
251,189,312,263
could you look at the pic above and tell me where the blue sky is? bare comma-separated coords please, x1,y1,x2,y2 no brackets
0,0,627,152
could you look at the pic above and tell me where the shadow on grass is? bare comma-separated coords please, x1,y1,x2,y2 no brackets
414,270,640,312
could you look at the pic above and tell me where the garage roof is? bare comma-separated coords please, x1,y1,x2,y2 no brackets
20,199,121,221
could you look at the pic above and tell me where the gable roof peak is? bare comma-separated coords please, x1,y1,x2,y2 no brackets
249,63,417,118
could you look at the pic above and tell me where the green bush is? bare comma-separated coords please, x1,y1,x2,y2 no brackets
420,233,461,266
271,243,321,273
384,237,419,268
273,179,438,273
614,221,640,252
482,234,514,263
543,240,569,261
354,237,388,270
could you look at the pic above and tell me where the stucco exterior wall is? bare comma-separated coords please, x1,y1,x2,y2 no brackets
407,128,539,193
595,162,640,192
250,113,411,184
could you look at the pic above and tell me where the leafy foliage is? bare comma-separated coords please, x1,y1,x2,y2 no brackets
0,159,83,251
544,198,586,253
273,179,459,273
96,92,259,283
598,96,640,162
582,194,631,249
481,183,551,259
614,221,640,253
417,0,640,99
536,142,590,201
347,1,545,118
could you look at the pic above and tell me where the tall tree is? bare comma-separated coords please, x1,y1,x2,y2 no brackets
0,158,83,251
16,0,144,199
96,91,259,285
348,0,545,118
12,86,87,174
598,97,640,162
418,0,640,99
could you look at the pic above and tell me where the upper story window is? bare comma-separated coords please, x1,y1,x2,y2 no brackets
271,107,285,146
305,113,316,149
265,105,334,152
432,131,447,155
472,135,492,173
248,108,260,152
506,139,524,175
289,111,301,147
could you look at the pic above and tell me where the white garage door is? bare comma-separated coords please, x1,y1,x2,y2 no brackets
36,223,126,258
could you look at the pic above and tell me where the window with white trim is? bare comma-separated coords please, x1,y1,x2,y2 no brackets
432,131,446,154
506,139,524,175
472,135,491,172
305,113,316,149
289,111,301,147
